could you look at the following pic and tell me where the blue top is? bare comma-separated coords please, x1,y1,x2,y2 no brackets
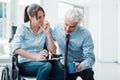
53,23,95,71
11,21,50,63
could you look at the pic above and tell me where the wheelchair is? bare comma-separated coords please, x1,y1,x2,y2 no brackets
9,26,62,80
12,53,62,80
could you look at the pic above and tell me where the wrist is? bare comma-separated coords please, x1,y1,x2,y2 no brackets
46,31,50,35
33,55,38,61
46,31,51,37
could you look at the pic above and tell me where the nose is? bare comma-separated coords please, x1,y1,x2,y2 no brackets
66,26,70,31
41,17,44,22
40,19,44,24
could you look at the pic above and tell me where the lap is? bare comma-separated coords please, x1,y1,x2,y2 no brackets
19,61,52,76
67,68,94,80
49,61,64,80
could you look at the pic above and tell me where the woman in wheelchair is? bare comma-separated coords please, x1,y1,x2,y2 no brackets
10,4,64,80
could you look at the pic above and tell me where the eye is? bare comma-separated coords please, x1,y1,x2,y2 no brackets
43,14,45,17
38,16,42,19
65,23,68,26
37,15,45,20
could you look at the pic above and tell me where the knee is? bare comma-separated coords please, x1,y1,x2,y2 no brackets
83,68,94,79
85,69,94,76
44,62,52,71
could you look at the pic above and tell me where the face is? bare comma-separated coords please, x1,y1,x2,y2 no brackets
30,11,45,26
64,18,78,34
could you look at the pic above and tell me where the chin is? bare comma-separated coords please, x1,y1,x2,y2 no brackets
66,32,70,34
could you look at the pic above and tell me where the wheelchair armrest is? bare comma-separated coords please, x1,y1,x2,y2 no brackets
51,54,62,58
49,54,62,61
12,54,19,80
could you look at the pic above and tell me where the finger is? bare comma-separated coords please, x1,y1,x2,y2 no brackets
43,53,48,57
42,51,48,55
44,20,48,23
75,63,80,67
42,49,48,53
44,20,50,26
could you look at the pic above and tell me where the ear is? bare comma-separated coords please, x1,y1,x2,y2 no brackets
29,16,32,21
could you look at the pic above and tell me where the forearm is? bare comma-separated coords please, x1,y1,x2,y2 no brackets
46,31,56,54
80,57,95,71
14,48,36,61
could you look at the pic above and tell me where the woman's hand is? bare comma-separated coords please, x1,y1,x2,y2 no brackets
41,20,50,34
35,49,49,61
40,20,56,54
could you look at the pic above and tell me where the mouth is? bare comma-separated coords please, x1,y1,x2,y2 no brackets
39,22,43,25
65,31,70,34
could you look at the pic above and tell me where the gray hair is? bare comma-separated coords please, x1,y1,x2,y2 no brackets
65,8,83,26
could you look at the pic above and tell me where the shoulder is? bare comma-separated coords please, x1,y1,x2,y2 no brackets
54,23,64,34
52,23,64,38
16,22,30,35
77,26,91,37
54,22,64,30
22,21,30,28
79,26,90,33
18,22,30,30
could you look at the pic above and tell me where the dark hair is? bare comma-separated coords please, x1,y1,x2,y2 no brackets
24,4,45,22
24,6,29,22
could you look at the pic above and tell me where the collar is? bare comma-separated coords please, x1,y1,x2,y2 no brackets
23,21,31,29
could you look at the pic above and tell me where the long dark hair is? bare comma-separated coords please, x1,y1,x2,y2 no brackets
24,4,45,22
24,6,29,22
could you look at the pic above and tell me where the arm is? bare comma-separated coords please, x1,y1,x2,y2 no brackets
14,48,48,61
76,33,95,72
46,30,56,54
41,20,57,54
11,26,48,61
